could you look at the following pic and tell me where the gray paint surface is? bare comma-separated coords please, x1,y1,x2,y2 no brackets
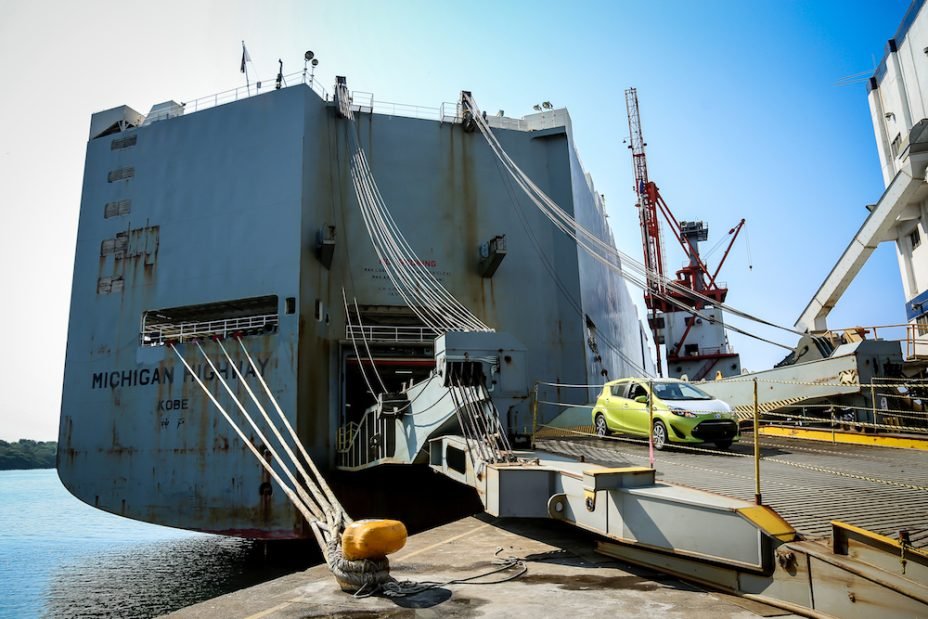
59,83,649,537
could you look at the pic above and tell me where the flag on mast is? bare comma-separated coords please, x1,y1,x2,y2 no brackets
240,42,252,73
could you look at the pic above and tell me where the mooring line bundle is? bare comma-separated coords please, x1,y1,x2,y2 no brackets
340,95,492,335
169,337,419,592
463,93,802,350
169,338,345,553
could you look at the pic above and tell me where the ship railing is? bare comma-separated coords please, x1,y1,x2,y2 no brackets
336,407,389,469
437,102,529,130
142,72,566,130
344,325,435,343
345,90,442,120
487,115,528,131
437,101,571,132
667,345,732,362
141,313,279,346
440,101,463,123
808,322,928,361
143,70,329,125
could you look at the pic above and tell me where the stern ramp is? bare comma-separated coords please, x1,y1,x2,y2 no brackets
339,330,928,618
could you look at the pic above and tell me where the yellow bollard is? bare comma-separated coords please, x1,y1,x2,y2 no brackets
341,519,408,561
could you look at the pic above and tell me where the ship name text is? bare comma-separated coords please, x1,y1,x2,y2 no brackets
91,357,270,390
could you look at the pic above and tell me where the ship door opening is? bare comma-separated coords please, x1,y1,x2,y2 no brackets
342,358,435,424
339,305,436,428
141,295,279,346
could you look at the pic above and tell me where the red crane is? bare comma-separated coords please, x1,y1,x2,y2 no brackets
625,88,745,377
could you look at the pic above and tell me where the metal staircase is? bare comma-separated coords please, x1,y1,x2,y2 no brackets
335,332,526,471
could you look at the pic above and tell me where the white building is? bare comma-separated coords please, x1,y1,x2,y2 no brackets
796,0,928,347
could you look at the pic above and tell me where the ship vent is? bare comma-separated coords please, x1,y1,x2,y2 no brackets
110,134,137,150
104,199,131,219
107,167,135,182
141,295,279,347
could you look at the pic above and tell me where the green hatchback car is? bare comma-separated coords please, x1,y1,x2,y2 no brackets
592,378,739,450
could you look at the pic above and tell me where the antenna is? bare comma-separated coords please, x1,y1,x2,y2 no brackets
276,59,284,90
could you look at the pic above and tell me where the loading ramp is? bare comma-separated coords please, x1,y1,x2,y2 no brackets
335,330,928,617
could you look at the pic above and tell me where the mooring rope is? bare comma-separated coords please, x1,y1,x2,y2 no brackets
168,342,330,553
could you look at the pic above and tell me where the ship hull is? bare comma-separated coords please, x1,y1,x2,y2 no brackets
59,84,650,537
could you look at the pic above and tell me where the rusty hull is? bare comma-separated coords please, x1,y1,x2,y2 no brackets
60,84,650,537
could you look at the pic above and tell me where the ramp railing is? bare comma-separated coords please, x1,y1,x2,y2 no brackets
335,407,390,469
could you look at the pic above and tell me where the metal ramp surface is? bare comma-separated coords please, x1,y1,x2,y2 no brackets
537,435,928,548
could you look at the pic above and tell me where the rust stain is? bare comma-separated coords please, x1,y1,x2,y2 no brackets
213,434,229,451
258,443,273,523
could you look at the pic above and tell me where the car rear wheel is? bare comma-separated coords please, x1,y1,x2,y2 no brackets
652,420,668,450
595,414,609,438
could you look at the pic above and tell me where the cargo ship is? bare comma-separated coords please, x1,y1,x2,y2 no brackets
57,75,652,538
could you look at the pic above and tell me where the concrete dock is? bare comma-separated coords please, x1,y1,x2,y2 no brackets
166,516,798,618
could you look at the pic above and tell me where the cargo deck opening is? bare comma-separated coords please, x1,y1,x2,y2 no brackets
141,295,279,346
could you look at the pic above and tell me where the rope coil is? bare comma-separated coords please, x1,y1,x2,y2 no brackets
327,540,394,593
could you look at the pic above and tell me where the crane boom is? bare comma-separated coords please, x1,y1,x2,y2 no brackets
625,88,665,302
624,88,743,379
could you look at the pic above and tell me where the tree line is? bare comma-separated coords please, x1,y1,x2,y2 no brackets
0,439,57,470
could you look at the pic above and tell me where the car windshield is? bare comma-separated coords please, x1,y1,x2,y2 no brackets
651,382,713,401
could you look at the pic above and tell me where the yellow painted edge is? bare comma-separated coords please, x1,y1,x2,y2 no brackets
833,520,928,560
737,505,797,542
584,466,654,476
243,601,293,619
760,425,928,450
535,424,594,438
394,522,490,561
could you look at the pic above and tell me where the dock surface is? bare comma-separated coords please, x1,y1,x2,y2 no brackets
539,434,928,546
166,516,794,618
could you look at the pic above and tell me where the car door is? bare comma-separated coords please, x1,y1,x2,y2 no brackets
603,382,630,432
624,382,651,436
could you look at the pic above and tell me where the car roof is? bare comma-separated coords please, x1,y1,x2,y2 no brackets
605,377,687,385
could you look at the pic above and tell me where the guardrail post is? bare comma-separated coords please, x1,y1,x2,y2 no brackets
753,377,762,505
648,379,655,469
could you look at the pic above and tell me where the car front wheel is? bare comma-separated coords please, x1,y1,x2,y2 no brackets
595,414,609,438
652,420,668,450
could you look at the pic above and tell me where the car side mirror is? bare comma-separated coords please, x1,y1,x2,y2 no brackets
634,395,649,404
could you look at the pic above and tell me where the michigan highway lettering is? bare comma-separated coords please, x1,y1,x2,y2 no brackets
91,357,270,390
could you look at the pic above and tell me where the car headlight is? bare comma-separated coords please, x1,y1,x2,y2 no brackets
669,408,696,418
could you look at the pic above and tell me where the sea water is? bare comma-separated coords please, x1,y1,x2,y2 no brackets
0,469,306,618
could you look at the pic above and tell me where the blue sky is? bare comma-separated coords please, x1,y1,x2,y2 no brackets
0,0,912,439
